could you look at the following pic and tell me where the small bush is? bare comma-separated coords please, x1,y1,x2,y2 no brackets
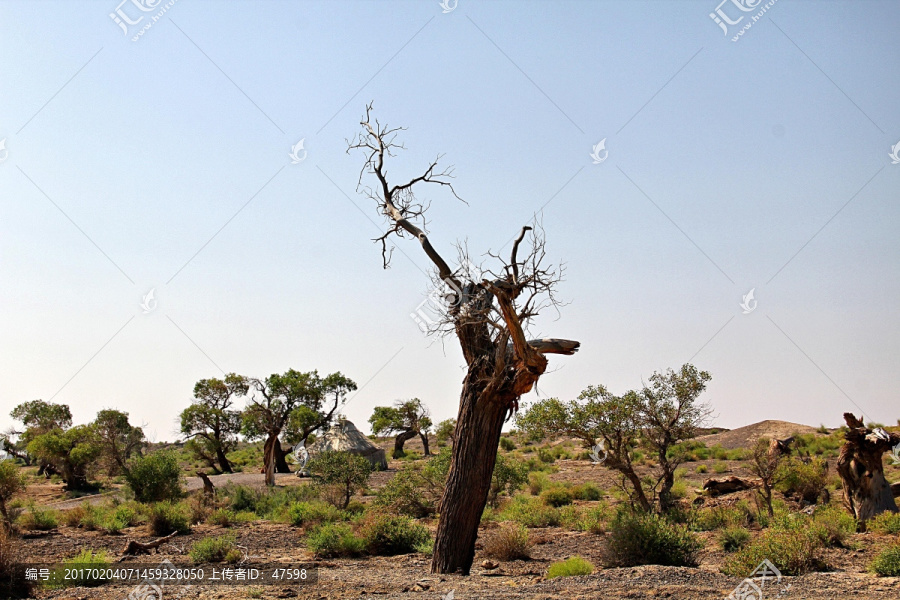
718,526,751,552
47,550,110,589
360,513,431,556
306,522,365,558
148,501,191,535
811,504,856,548
488,455,528,507
61,506,87,528
18,506,58,531
527,472,549,496
722,527,824,576
603,510,702,567
869,542,900,576
308,451,374,510
869,511,900,535
499,437,516,452
691,505,749,531
189,535,240,564
0,525,32,598
125,452,183,503
547,556,593,579
571,483,602,501
777,457,828,504
483,523,531,560
559,503,611,534
712,462,728,474
541,487,573,507
499,495,560,528
695,464,708,474
288,501,344,527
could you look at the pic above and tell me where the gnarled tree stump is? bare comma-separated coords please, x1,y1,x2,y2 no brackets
836,413,899,524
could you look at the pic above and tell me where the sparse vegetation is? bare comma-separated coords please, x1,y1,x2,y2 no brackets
483,523,531,560
603,510,703,567
547,556,594,578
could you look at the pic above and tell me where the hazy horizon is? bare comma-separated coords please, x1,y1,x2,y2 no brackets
1,1,898,442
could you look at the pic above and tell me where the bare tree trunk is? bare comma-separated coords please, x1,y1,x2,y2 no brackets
837,413,899,524
420,431,431,456
263,434,278,487
431,369,508,574
215,446,232,474
393,430,418,459
274,442,291,473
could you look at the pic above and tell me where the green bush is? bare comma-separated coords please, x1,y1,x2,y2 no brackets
189,535,241,564
373,450,449,518
869,542,900,576
483,523,531,560
499,495,560,528
18,506,58,531
868,511,900,535
712,461,728,474
691,504,750,531
499,437,516,452
541,487,573,507
811,504,856,548
718,526,751,552
47,550,110,589
308,451,374,509
696,464,708,474
287,501,344,527
722,526,824,576
547,556,593,579
527,472,550,495
148,501,191,535
777,457,828,504
571,483,602,501
360,513,431,556
207,508,255,527
488,454,528,507
559,503,611,533
125,452,183,503
603,510,702,567
306,522,365,558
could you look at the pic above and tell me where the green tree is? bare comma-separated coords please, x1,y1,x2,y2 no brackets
517,364,712,513
124,451,183,502
434,419,456,446
0,461,26,523
369,398,433,458
180,374,247,473
9,400,73,472
27,425,100,491
243,370,356,486
91,409,144,476
307,451,374,509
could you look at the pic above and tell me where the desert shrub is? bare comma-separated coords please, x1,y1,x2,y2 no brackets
869,511,900,535
811,504,856,548
547,556,593,579
483,523,531,560
308,451,374,509
148,501,191,535
208,508,235,527
499,495,560,528
189,535,241,564
541,487,573,507
225,484,264,513
360,513,431,556
61,506,87,528
18,506,58,531
869,542,900,576
125,451,183,503
603,510,702,567
718,526,751,552
374,449,450,517
722,527,824,576
414,537,434,555
696,464,708,474
536,447,556,464
777,457,828,504
288,501,344,527
0,462,25,524
571,482,602,501
488,455,528,507
560,503,612,533
527,472,550,495
306,523,365,558
712,462,728,474
47,549,110,588
691,504,749,531
499,437,516,452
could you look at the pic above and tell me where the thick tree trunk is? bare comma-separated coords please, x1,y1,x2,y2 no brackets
215,446,232,474
393,430,418,459
274,442,291,473
836,413,899,524
263,434,278,486
420,431,431,456
431,370,509,575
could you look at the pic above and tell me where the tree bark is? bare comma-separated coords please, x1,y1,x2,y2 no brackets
215,445,232,474
393,430,418,459
420,431,431,456
431,367,509,574
836,413,899,524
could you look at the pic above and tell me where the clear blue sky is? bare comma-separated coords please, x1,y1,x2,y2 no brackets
1,0,898,441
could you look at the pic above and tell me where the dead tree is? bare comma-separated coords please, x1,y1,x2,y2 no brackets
121,531,178,556
349,104,579,575
196,471,216,498
837,413,899,524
